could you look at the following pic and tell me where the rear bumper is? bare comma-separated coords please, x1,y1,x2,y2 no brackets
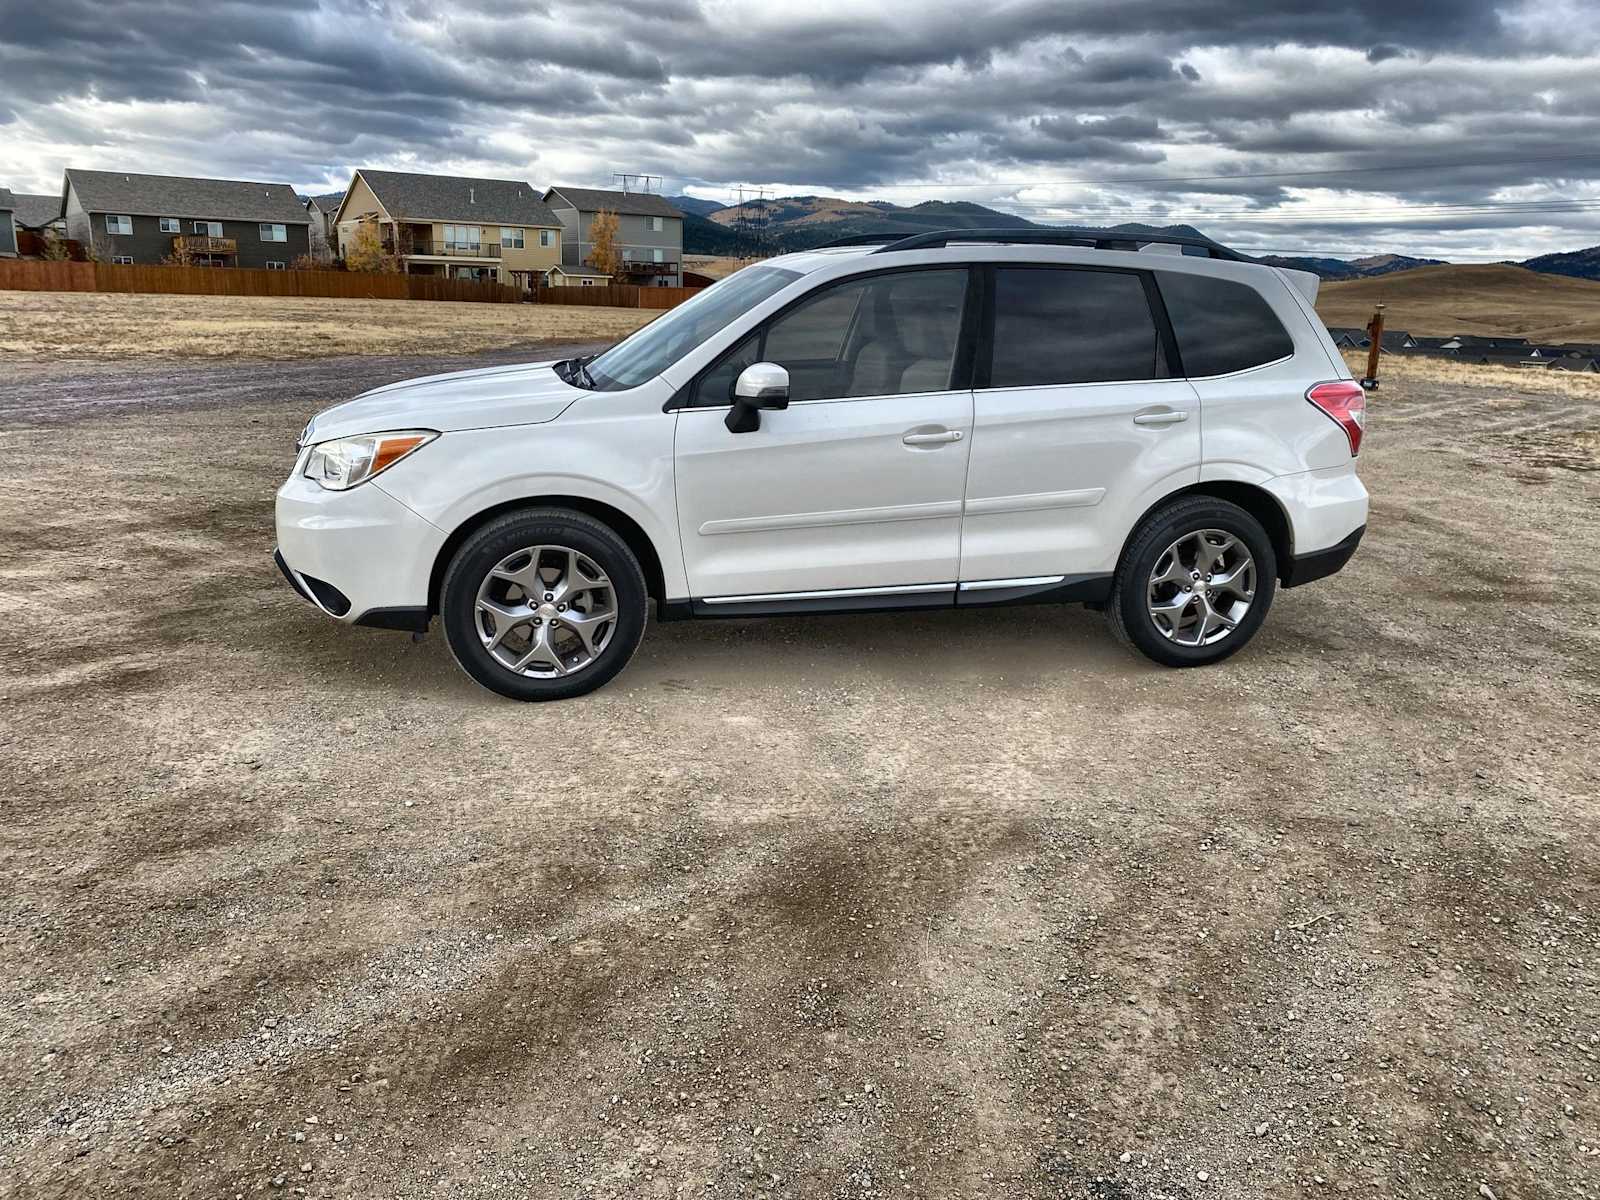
1281,524,1364,588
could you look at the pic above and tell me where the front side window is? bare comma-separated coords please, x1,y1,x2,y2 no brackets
586,264,802,391
159,217,179,233
987,268,1167,388
540,229,555,247
260,223,287,242
106,215,132,235
693,268,969,406
193,220,222,237
501,227,525,249
1158,272,1295,377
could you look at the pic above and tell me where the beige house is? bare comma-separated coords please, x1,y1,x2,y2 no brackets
333,169,562,290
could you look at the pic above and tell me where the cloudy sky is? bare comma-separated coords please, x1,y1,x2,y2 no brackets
3,0,1598,259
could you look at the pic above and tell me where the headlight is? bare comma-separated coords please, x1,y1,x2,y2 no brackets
303,430,438,491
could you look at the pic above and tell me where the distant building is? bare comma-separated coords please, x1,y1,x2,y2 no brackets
543,187,684,287
332,169,563,291
544,263,612,287
303,192,344,261
10,192,63,236
0,189,16,258
62,168,310,267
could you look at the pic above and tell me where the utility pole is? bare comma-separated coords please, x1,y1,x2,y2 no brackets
612,173,661,195
732,185,769,261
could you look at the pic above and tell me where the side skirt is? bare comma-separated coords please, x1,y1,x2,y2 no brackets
656,574,1111,622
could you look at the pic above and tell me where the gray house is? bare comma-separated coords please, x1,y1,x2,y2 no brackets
12,193,64,236
543,187,684,287
304,192,345,262
0,189,16,258
62,169,311,268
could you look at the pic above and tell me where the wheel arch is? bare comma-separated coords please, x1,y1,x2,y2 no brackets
428,496,668,614
1121,481,1293,578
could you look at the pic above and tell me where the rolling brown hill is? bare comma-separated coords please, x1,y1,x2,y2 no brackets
1315,263,1600,342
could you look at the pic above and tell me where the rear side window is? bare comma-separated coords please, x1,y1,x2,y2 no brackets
988,268,1167,387
1158,272,1294,377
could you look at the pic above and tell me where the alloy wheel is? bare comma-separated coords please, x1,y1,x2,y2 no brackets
475,545,617,677
1146,529,1256,647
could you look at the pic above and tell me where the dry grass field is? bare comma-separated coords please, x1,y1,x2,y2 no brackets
1343,348,1600,400
1317,263,1600,342
0,291,655,362
682,254,750,280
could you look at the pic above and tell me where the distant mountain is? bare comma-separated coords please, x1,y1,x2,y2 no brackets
1521,245,1600,281
667,194,727,218
1258,253,1447,280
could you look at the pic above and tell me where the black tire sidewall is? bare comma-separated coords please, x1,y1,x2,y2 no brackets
1115,498,1277,668
441,509,647,701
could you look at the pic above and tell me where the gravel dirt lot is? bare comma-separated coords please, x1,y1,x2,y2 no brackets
1,352,1597,1199
0,291,654,361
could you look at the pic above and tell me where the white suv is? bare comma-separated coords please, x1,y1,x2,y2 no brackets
276,228,1367,701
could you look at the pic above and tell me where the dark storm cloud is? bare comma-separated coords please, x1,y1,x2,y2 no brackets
2,0,1598,257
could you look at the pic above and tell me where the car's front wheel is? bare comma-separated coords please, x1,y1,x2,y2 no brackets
1108,496,1278,668
440,508,648,701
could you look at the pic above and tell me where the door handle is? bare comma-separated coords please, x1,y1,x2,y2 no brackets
903,429,964,445
1133,410,1189,427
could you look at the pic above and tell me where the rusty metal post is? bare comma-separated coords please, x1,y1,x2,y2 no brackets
1362,304,1385,390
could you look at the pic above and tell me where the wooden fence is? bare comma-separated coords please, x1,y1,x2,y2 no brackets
532,284,704,309
0,259,520,303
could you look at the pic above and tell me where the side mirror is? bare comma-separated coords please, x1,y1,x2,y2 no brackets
725,362,790,433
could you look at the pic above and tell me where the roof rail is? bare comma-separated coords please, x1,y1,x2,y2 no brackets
861,226,1254,262
815,232,907,248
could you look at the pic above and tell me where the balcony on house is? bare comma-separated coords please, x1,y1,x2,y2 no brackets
172,234,237,255
402,239,503,259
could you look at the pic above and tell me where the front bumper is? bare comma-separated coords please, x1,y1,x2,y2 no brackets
274,468,446,627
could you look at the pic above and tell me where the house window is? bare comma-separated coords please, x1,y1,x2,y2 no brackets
111,255,135,265
651,248,665,263
265,261,286,270
648,216,663,232
500,227,525,249
192,220,222,237
443,224,482,252
581,278,594,287
106,215,133,235
159,217,180,233
540,229,555,247
259,223,287,242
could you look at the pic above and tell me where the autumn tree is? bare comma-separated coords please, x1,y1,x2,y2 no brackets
344,220,399,273
587,209,622,279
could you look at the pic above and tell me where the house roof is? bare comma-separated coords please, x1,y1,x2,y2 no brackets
11,193,62,228
544,186,683,219
548,263,611,277
352,170,561,227
0,188,14,212
64,169,309,223
305,192,345,214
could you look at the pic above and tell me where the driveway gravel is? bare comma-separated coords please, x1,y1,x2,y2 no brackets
0,354,1596,1198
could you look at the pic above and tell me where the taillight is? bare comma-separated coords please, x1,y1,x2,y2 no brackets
1306,380,1366,456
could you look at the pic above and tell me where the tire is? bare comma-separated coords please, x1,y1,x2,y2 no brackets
1107,496,1278,668
440,507,648,701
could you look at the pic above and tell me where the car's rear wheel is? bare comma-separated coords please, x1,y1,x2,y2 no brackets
1108,496,1277,667
441,508,647,701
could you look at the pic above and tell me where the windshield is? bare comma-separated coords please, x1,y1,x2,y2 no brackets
586,266,803,391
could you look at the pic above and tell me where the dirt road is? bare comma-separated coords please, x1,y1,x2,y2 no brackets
1,356,1596,1198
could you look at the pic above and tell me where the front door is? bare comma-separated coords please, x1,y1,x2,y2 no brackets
674,267,975,600
960,266,1200,583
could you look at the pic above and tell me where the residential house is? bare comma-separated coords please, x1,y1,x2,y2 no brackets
62,169,310,267
1549,356,1600,373
303,192,344,261
0,190,15,258
332,170,562,290
10,193,63,236
543,187,684,287
1325,326,1367,348
544,263,612,287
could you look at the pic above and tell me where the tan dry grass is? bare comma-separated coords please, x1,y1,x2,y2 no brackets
682,255,753,280
0,290,655,362
1316,263,1600,342
1341,348,1600,401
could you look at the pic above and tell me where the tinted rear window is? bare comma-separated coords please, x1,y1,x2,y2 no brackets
1158,272,1294,377
989,268,1167,387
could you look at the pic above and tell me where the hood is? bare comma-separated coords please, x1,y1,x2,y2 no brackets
304,360,586,443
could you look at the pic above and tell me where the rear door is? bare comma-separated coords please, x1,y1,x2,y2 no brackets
959,265,1200,584
673,267,976,601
